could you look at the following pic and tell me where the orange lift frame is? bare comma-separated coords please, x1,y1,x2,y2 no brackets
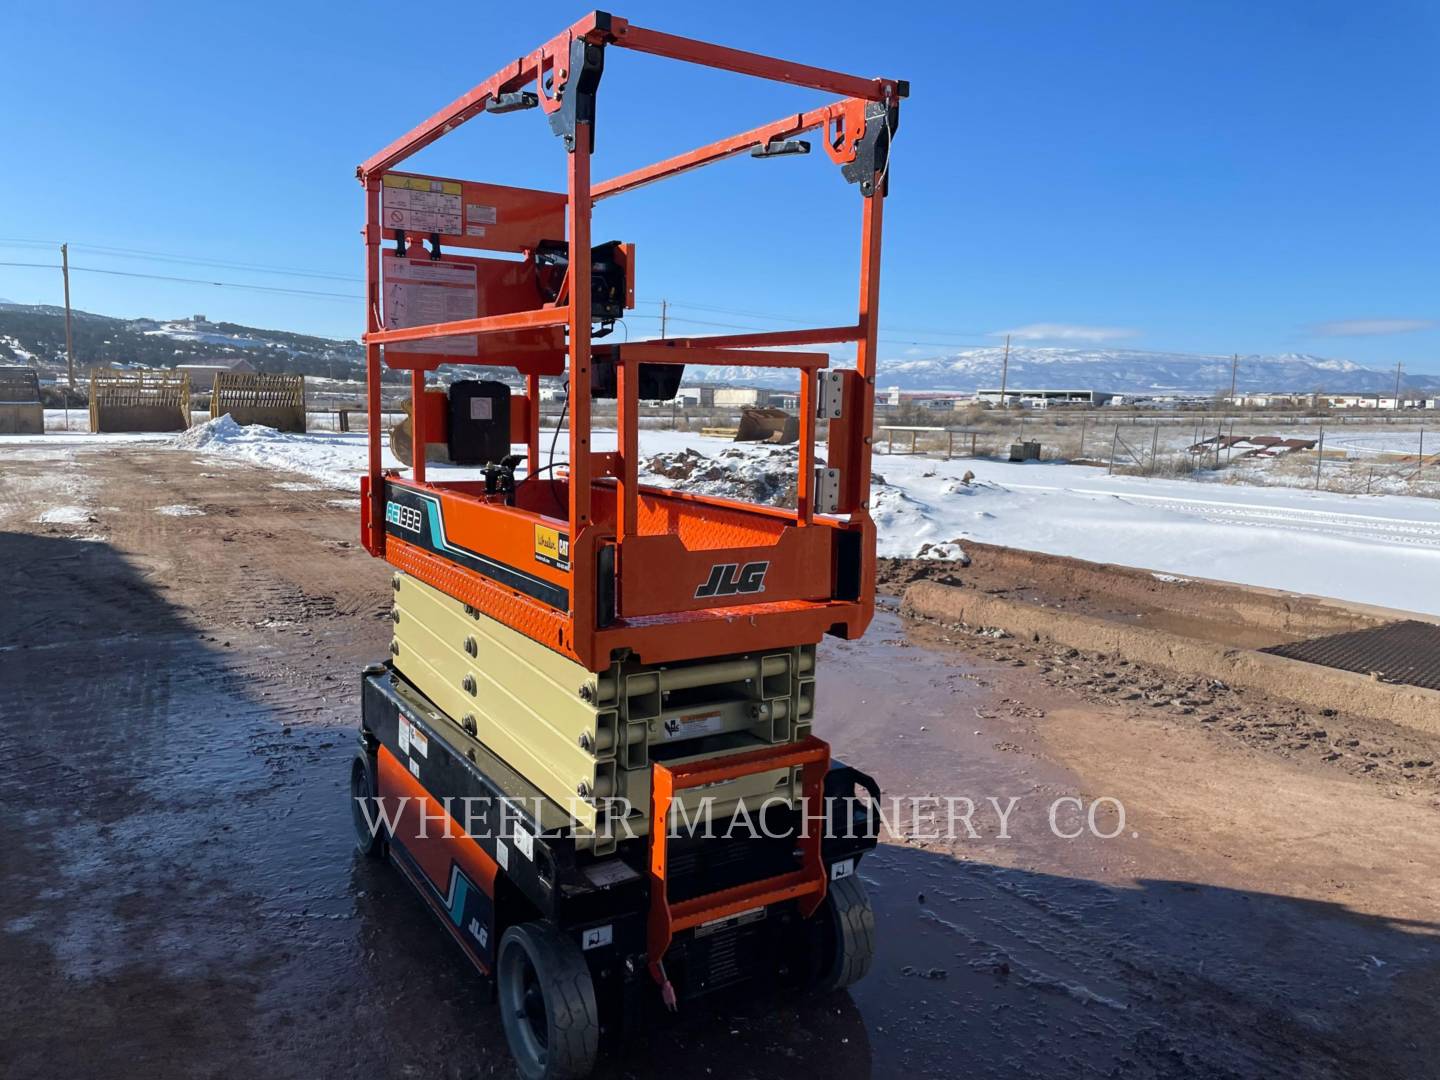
357,11,905,673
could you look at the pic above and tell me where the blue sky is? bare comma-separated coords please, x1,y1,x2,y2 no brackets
3,1,1437,372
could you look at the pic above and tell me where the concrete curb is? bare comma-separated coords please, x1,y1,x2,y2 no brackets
901,580,1440,738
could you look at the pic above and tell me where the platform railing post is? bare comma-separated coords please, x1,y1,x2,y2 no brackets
568,139,593,531
410,366,426,485
364,177,385,552
617,357,638,540
853,186,885,508
797,366,815,524
526,371,541,482
567,115,596,649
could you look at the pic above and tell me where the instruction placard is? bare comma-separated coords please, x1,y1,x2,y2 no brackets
382,254,477,356
382,174,463,235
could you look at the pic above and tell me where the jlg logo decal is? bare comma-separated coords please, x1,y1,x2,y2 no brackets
694,561,769,599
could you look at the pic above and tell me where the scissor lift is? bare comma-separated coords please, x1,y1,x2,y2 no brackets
351,13,902,1078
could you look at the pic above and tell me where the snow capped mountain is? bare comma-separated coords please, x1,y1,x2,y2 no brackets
695,346,1437,394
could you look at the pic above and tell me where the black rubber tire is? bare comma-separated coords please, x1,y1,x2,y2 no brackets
350,748,386,858
497,922,600,1080
819,874,877,991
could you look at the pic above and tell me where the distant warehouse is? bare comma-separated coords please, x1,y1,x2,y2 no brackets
977,388,1117,407
175,357,256,392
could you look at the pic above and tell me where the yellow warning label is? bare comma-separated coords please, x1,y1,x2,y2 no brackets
534,525,570,570
383,174,463,196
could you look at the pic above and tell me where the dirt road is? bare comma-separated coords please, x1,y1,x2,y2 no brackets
2,443,1437,1079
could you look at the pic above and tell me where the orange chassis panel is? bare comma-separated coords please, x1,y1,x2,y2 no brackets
368,475,873,671
377,744,500,896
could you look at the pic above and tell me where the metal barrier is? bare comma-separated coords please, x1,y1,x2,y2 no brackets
89,369,191,432
0,367,43,434
211,372,306,432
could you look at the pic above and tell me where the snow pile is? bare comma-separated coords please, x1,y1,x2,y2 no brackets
869,483,946,555
175,414,248,448
35,506,92,525
641,446,795,506
156,504,203,517
916,541,970,564
173,415,384,491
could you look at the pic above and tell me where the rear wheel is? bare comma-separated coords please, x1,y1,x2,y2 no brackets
817,874,876,991
497,922,600,1080
350,748,386,858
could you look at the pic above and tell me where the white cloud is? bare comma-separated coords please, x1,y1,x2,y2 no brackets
1311,318,1435,337
992,323,1140,344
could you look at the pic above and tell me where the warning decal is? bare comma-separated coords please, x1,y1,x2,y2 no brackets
661,710,724,741
382,174,463,235
382,254,477,356
534,525,570,570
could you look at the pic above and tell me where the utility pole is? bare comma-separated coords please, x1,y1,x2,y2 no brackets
1393,360,1404,408
61,243,75,392
1228,353,1238,402
659,299,668,340
998,333,1011,409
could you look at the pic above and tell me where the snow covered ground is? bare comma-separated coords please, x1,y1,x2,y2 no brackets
625,433,1440,614
6,418,1439,614
1321,428,1433,457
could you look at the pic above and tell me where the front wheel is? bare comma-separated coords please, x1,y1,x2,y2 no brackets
817,874,876,992
497,922,600,1080
350,748,386,858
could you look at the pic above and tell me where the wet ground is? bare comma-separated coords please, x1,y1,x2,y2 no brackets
1,444,1438,1079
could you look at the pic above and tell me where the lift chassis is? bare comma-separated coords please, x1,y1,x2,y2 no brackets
351,11,902,1078
357,664,880,1066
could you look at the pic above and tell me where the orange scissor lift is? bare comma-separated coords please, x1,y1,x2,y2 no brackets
351,13,901,1077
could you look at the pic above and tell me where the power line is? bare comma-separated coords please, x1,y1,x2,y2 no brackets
73,242,363,283
0,260,360,301
0,238,360,284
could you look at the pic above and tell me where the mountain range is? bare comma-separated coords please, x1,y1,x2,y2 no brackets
2,303,1433,395
0,303,362,378
701,346,1440,395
